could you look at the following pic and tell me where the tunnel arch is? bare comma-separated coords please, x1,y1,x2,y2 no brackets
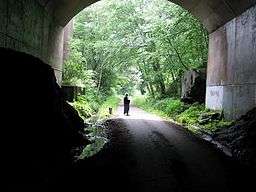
0,0,255,119
2,1,256,190
55,0,256,119
53,0,256,32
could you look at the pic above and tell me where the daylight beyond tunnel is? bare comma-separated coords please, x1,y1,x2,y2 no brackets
0,0,255,119
2,0,256,191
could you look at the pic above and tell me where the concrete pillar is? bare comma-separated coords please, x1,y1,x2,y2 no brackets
206,5,256,120
47,24,65,84
47,19,74,85
63,19,74,62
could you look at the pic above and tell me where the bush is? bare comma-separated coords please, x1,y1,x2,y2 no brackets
133,96,233,134
133,96,155,112
203,120,233,132
78,125,108,159
133,96,147,107
177,103,205,124
71,97,93,119
98,96,121,119
154,98,188,117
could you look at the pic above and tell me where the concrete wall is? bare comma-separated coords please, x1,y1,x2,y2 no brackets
0,0,255,119
63,19,74,62
0,0,65,84
54,0,256,33
206,5,256,119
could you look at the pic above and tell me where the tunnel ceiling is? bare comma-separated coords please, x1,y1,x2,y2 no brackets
41,0,256,32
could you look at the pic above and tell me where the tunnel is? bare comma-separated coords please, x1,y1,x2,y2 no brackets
0,0,255,119
1,0,256,191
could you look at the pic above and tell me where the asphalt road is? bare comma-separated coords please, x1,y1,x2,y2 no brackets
71,106,253,192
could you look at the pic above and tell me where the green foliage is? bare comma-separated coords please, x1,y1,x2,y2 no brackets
71,95,120,159
71,94,120,122
134,96,233,134
177,104,205,124
177,104,233,133
98,96,121,119
203,120,234,132
79,136,108,158
133,96,147,108
63,0,208,99
78,125,108,159
153,98,188,118
71,96,93,120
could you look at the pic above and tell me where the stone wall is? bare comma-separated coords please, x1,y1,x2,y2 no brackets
206,5,256,119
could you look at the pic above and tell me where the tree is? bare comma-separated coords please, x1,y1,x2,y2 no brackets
63,0,208,99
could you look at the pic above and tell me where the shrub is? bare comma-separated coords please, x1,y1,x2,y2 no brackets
134,96,234,134
158,99,188,117
177,103,205,124
71,99,93,119
98,96,121,119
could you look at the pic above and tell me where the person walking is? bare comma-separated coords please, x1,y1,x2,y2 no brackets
123,93,130,116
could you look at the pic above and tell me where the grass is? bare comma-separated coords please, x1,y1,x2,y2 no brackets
70,96,93,120
78,125,108,159
70,95,120,121
98,95,121,119
133,95,233,135
71,95,121,159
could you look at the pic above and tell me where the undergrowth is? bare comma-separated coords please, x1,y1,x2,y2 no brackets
133,96,233,134
71,95,120,159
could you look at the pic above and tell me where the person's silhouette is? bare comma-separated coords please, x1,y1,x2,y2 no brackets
123,94,130,116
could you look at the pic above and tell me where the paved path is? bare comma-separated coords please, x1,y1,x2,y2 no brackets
72,106,252,192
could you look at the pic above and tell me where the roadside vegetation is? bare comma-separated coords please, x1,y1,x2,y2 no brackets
62,0,233,156
63,0,208,99
71,95,120,122
133,96,233,135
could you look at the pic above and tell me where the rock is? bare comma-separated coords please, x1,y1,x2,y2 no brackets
1,48,89,191
198,112,222,124
181,69,206,103
62,101,91,154
213,108,256,168
61,85,85,102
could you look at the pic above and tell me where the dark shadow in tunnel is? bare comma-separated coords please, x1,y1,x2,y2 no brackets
70,118,255,192
1,48,89,191
1,48,255,191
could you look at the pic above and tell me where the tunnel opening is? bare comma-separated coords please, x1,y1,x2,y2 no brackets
2,0,256,191
61,0,209,158
61,0,209,114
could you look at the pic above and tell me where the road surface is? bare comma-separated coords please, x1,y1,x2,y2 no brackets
71,106,252,192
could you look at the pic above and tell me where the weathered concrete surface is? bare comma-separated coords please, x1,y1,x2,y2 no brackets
0,0,67,84
0,0,255,117
206,5,256,119
63,19,74,62
53,0,256,33
0,0,50,61
47,24,65,84
1,0,255,79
